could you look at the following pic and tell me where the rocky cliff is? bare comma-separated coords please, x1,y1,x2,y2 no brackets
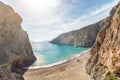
0,1,36,80
50,19,106,47
86,2,120,80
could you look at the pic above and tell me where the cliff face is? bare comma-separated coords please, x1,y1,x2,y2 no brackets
0,1,36,80
86,2,120,80
50,19,106,47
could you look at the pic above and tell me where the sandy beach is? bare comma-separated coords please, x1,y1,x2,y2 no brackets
23,50,92,80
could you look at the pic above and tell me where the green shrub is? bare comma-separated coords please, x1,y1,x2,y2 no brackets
104,71,118,80
94,67,99,72
118,5,120,10
0,64,8,69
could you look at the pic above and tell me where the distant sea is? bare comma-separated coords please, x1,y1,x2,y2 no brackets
31,41,88,66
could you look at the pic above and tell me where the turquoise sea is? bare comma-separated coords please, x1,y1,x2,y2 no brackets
31,41,88,66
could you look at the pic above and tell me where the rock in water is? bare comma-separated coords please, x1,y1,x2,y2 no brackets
86,2,120,80
50,18,107,47
0,1,36,80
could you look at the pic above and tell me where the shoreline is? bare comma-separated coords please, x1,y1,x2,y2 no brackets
26,49,90,69
24,49,92,80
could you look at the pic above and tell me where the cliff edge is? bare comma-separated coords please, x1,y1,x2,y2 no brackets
0,1,36,80
86,2,120,80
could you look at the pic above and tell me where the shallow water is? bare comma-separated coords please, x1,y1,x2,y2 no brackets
31,41,88,66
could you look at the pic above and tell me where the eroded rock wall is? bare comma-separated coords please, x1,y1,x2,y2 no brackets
0,1,36,80
86,2,120,80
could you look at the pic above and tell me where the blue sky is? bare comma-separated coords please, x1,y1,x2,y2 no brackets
1,0,119,41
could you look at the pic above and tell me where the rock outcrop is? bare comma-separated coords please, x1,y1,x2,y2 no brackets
86,2,120,80
50,19,106,47
0,1,36,80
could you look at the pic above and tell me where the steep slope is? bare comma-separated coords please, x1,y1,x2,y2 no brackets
50,19,106,47
0,1,36,80
86,2,120,80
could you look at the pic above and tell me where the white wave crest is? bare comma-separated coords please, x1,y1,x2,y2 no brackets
33,53,45,66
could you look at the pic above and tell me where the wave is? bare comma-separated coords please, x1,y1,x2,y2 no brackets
32,52,45,66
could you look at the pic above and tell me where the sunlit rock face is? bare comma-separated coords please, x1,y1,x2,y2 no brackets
50,18,106,48
86,2,120,80
0,1,36,80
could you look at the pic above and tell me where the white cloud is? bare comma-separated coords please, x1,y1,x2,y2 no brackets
2,0,62,26
26,0,120,41
55,0,120,33
0,0,119,41
19,0,61,26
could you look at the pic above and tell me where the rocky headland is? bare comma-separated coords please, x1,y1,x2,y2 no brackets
86,2,120,80
50,19,106,47
0,1,36,80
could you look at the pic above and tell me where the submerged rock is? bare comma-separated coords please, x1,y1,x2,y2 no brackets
0,1,36,80
86,2,120,80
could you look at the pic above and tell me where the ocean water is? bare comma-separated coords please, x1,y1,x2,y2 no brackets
31,41,88,66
